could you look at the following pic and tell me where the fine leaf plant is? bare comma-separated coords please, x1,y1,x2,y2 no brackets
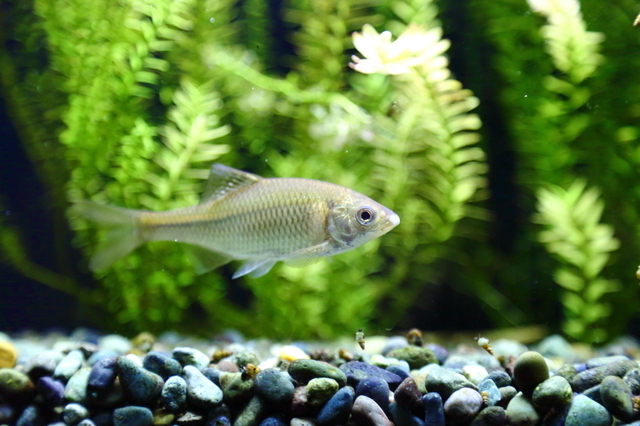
536,181,620,343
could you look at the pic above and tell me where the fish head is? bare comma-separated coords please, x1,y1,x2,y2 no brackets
327,192,400,250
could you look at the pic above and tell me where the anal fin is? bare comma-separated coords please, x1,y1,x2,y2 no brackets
185,244,233,275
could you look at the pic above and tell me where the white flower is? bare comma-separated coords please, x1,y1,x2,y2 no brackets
349,23,438,75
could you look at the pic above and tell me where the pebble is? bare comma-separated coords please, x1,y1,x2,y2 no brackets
63,402,90,426
172,347,210,370
536,335,573,360
624,368,640,393
234,395,267,426
161,375,187,412
316,386,354,426
386,365,410,382
254,368,295,406
444,387,483,423
340,361,402,389
463,364,489,385
259,415,288,426
289,359,347,387
351,395,394,426
142,351,182,379
599,375,634,422
0,368,36,404
116,356,164,407
219,372,254,406
586,355,630,369
88,357,118,390
470,406,507,426
388,401,425,426
486,371,512,388
394,376,424,415
506,392,539,426
183,365,223,408
531,375,572,408
0,340,17,368
423,364,478,400
98,335,132,355
278,345,310,362
54,349,85,382
570,359,638,392
386,346,437,369
513,351,549,397
36,376,65,406
564,394,612,426
307,378,339,407
478,379,501,406
113,406,153,426
24,350,63,381
65,367,91,403
497,386,517,408
423,392,445,426
355,376,390,413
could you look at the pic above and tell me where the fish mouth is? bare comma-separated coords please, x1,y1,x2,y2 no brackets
389,212,400,227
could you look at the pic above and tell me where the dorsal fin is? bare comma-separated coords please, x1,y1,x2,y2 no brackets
200,164,261,204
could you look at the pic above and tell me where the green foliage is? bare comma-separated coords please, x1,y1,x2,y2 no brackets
1,0,640,342
536,181,620,343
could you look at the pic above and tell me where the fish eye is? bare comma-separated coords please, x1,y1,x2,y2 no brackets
356,207,375,225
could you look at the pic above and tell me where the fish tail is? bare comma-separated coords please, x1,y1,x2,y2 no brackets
75,200,143,271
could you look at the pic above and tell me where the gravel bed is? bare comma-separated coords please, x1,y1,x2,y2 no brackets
1,329,639,426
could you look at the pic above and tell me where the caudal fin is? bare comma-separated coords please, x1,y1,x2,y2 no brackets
75,200,143,271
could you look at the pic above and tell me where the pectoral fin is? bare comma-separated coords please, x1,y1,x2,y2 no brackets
233,259,278,279
185,245,233,275
283,241,332,268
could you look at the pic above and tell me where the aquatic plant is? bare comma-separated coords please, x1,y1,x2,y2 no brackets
536,181,620,343
1,0,640,341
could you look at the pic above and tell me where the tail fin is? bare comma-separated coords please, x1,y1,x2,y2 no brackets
75,200,143,271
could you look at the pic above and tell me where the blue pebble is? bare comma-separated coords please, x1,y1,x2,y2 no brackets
88,357,118,390
386,365,410,381
340,361,402,389
36,376,66,406
87,350,119,367
63,403,90,426
254,369,295,406
573,363,587,373
143,351,182,379
116,356,164,407
16,404,52,426
161,375,187,412
423,392,445,426
317,386,355,426
259,415,288,426
356,376,390,413
113,406,153,426
425,344,448,364
389,401,425,426
203,367,222,386
478,379,502,406
486,370,512,388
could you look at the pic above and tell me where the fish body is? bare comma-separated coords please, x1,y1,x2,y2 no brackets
76,164,400,278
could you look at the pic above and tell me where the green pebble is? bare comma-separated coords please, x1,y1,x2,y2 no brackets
555,363,578,382
386,346,438,370
220,372,254,406
306,378,339,407
513,351,549,398
234,395,267,426
506,392,539,426
600,375,633,422
288,359,347,387
565,394,612,426
571,360,638,393
532,375,572,408
470,406,507,426
0,368,36,404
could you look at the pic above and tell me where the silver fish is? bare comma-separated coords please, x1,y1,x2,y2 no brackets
76,164,400,278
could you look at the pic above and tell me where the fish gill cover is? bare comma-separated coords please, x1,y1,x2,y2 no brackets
0,0,639,343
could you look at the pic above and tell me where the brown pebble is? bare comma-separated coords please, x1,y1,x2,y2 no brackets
0,341,17,368
217,360,240,372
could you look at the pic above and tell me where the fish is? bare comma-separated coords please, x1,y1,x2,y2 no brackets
75,163,400,278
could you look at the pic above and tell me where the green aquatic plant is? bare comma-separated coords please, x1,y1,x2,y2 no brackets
536,181,620,343
2,0,640,341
